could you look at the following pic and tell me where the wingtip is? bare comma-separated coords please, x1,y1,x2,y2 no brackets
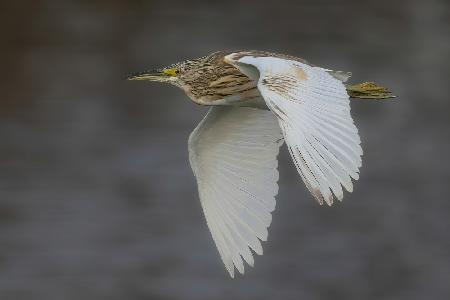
247,257,255,268
252,241,264,255
312,188,325,205
226,266,235,278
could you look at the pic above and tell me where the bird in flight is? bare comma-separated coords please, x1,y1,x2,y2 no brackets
127,50,394,277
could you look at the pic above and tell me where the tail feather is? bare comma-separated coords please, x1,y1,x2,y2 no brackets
346,82,395,99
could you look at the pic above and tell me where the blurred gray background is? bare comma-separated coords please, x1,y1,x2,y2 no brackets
1,0,449,299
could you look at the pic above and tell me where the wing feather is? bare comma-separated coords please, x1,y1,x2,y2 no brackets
188,106,283,277
225,53,363,205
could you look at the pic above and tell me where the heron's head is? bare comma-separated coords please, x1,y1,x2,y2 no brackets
126,52,251,102
127,63,184,84
127,53,231,89
126,56,212,87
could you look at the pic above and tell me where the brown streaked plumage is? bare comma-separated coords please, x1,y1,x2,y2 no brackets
174,51,259,105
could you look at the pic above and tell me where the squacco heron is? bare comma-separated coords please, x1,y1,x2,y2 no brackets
128,50,394,277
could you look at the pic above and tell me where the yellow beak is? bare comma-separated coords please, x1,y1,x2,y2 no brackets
126,70,167,81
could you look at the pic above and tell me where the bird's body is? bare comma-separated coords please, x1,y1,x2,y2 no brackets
128,50,394,277
175,51,260,105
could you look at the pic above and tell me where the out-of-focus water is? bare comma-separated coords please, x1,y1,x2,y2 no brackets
1,0,449,299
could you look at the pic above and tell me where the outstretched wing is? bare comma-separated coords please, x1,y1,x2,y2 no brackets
225,52,362,206
188,106,283,277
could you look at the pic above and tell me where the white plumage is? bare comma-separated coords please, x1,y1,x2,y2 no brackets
188,54,363,277
189,106,283,277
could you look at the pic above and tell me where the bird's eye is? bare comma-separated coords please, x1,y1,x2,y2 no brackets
162,68,180,76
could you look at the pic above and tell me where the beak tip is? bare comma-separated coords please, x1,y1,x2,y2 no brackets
125,73,141,81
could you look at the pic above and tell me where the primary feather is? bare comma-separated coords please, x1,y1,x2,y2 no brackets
189,106,283,277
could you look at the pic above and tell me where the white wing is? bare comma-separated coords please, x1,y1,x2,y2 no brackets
225,53,362,206
188,106,283,277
